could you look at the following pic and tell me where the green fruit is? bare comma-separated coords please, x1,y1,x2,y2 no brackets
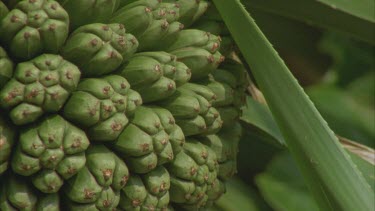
117,51,191,103
11,115,90,193
0,54,81,125
201,122,242,180
167,139,225,210
0,173,61,211
112,106,185,174
111,1,184,51
61,23,139,77
0,1,9,20
57,0,121,29
62,145,129,210
0,0,69,60
0,46,13,90
63,75,142,142
158,83,223,136
0,114,15,175
164,0,209,27
118,166,170,211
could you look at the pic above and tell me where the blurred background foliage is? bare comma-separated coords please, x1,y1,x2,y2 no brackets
213,1,374,210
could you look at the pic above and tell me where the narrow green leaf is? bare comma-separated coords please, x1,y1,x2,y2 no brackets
241,97,286,146
214,178,268,211
256,152,320,211
243,0,375,44
213,1,374,210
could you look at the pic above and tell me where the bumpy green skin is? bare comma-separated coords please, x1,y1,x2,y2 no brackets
11,115,90,193
62,145,129,210
0,0,69,60
158,83,223,137
112,106,185,174
117,51,191,103
111,1,185,51
57,0,121,29
0,46,13,90
61,23,139,77
0,54,81,125
201,123,242,180
167,140,225,210
118,166,171,211
0,173,61,211
156,29,224,80
0,114,15,176
63,75,142,142
164,0,209,27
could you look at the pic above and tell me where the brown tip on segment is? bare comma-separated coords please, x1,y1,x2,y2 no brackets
155,122,161,128
45,74,52,80
109,51,117,58
10,15,19,23
161,139,167,145
90,39,98,47
24,32,31,39
0,138,4,149
103,200,111,207
141,143,150,152
201,151,208,159
218,56,225,64
103,86,111,94
65,71,73,79
71,138,82,148
145,7,152,13
67,167,76,175
190,167,197,176
194,107,200,113
84,189,95,199
211,42,219,52
120,175,129,186
49,155,57,162
33,14,40,20
118,24,124,29
207,55,215,63
167,83,174,90
147,163,156,170
102,169,113,181
21,164,31,171
214,113,219,118
50,3,57,10
168,153,173,160
161,21,169,30
29,0,36,3
50,92,59,100
154,65,161,73
131,199,141,207
102,25,110,31
199,125,207,130
111,122,122,131
168,117,175,124
120,82,127,89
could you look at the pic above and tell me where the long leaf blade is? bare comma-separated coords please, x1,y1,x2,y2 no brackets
243,0,375,44
212,1,374,210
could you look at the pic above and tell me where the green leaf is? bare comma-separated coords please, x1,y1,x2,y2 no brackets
241,97,285,146
213,178,269,211
256,152,320,211
243,0,375,44
213,1,374,210
307,85,375,147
